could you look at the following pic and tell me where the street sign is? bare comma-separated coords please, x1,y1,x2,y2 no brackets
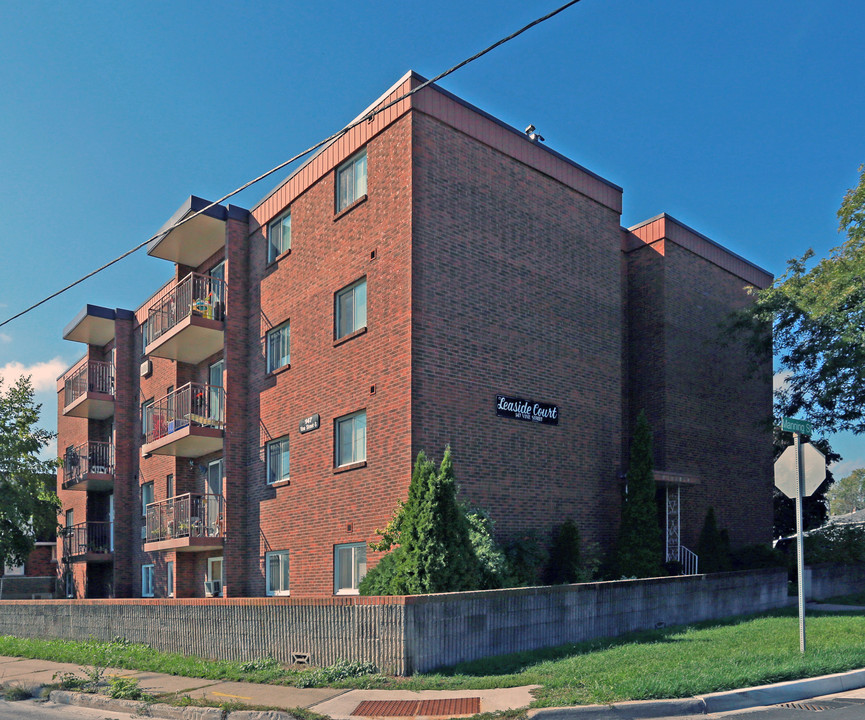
774,442,826,498
781,417,813,436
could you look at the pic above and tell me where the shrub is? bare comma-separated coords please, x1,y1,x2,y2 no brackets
805,524,865,565
465,508,507,589
729,543,787,571
616,412,664,578
697,507,732,573
503,531,548,587
106,676,146,700
545,520,583,584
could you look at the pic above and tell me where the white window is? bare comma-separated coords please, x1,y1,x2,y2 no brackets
3,563,24,576
335,410,366,467
142,564,154,597
268,211,291,263
206,556,223,597
334,543,366,594
335,278,367,340
266,321,290,373
141,399,153,437
65,572,74,598
266,551,290,596
141,482,154,517
166,561,174,597
65,509,74,529
336,149,367,212
266,436,290,485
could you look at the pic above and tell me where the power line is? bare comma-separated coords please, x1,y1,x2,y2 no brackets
0,0,582,330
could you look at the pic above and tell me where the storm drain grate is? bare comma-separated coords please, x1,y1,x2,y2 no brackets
775,701,853,712
351,697,481,717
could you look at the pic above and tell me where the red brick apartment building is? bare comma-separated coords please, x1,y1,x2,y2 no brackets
55,72,773,599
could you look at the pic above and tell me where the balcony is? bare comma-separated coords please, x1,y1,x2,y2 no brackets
145,272,226,364
142,383,224,457
61,522,113,562
144,493,225,552
63,361,114,419
62,441,114,492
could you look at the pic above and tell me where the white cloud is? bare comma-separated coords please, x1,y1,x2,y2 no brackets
831,457,865,479
0,357,68,392
0,333,10,343
773,370,791,394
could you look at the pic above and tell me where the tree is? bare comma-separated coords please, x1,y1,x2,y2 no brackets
544,519,583,584
616,411,664,578
826,468,865,515
360,447,481,595
696,507,731,573
730,164,865,435
0,377,60,570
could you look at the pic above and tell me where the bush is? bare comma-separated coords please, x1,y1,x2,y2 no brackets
545,520,583,584
805,524,865,565
106,676,146,700
466,508,507,589
503,531,548,587
729,543,787,571
697,507,732,573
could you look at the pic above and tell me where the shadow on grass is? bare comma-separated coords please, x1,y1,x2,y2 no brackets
431,607,862,678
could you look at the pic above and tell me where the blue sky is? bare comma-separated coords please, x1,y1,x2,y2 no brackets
0,0,862,475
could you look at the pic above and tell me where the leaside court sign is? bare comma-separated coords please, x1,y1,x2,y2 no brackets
496,395,559,425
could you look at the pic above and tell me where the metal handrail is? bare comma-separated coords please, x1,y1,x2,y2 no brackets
62,441,114,487
679,546,699,575
64,361,114,407
145,493,225,543
61,521,112,557
146,272,226,346
144,382,225,444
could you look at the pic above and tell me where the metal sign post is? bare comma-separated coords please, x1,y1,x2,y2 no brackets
794,431,806,653
774,417,824,655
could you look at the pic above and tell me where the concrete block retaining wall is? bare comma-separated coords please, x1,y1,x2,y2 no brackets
807,563,865,601
0,569,787,675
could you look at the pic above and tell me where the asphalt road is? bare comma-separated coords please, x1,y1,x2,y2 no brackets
629,697,865,720
0,698,138,719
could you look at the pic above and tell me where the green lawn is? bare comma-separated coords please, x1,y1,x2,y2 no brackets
2,607,865,706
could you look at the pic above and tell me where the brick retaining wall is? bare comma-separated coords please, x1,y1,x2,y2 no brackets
0,569,787,675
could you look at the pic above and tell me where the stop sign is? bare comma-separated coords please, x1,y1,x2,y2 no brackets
774,442,826,498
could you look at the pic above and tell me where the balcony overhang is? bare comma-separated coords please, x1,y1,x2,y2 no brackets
144,316,224,364
62,471,114,493
63,392,115,420
65,551,113,564
63,305,116,346
148,196,228,267
144,536,224,553
142,425,223,458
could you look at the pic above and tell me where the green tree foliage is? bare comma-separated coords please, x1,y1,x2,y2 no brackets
465,508,507,589
503,531,548,587
0,377,60,570
826,468,865,515
616,411,664,578
730,164,865,435
696,507,731,573
359,447,481,595
544,519,583,584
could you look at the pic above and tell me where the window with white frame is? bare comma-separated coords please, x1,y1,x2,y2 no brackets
166,560,174,597
334,543,366,594
336,149,367,212
335,410,366,467
65,572,74,598
335,278,367,340
142,564,154,597
268,211,291,263
266,550,290,595
266,436,290,485
266,321,290,373
141,399,153,438
141,482,154,517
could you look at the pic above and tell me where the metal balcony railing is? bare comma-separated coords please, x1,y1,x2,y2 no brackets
145,493,225,543
63,441,114,487
64,361,114,407
146,272,226,346
61,521,112,558
144,383,225,445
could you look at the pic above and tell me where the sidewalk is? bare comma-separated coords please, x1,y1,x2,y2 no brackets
2,602,864,720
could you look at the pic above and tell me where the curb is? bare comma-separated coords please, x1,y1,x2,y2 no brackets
527,667,865,718
49,690,300,720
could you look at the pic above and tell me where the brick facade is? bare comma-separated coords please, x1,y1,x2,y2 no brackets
55,71,773,599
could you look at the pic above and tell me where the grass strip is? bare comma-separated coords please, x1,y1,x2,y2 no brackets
1,607,865,706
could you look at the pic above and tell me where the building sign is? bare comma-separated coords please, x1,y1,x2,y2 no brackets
299,413,320,434
496,395,559,425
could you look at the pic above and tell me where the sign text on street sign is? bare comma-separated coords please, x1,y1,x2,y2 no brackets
781,417,813,436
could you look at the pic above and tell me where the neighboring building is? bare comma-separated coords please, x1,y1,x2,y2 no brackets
55,71,774,599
